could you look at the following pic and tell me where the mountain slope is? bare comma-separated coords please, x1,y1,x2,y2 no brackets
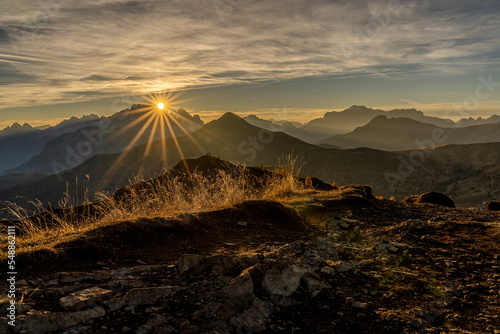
320,116,500,150
301,105,455,142
2,113,500,215
0,113,319,214
0,115,103,174
4,106,203,176
243,115,317,143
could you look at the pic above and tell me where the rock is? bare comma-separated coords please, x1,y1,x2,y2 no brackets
58,287,113,311
45,279,59,286
153,324,176,334
21,307,106,333
403,195,419,204
178,254,206,274
59,272,94,284
376,242,399,254
320,267,336,275
107,297,126,312
289,240,306,254
20,314,51,333
136,324,152,334
352,301,368,309
262,265,308,297
180,320,193,334
216,273,256,319
230,298,273,332
218,273,254,301
237,221,248,227
415,192,455,208
203,301,222,318
205,255,238,276
486,201,500,211
303,276,331,296
125,286,181,306
332,261,357,273
51,307,106,330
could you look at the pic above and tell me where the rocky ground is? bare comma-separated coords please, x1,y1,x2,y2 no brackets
1,186,499,333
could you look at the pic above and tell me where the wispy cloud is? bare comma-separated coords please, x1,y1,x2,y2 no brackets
0,0,499,109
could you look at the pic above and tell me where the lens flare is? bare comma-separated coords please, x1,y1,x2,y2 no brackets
102,90,205,184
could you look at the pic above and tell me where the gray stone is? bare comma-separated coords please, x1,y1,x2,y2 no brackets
50,307,106,328
107,297,126,312
178,254,206,274
231,298,272,332
153,324,176,334
262,265,308,297
125,286,181,306
20,307,106,333
59,272,94,284
218,273,254,301
59,287,113,311
320,267,336,275
303,276,331,295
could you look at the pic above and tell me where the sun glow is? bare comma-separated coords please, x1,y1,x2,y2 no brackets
102,90,205,183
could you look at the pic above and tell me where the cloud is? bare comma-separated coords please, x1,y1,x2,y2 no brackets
0,0,499,109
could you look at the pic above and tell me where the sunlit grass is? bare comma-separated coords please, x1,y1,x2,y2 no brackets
0,155,311,259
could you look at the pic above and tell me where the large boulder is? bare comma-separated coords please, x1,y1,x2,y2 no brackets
486,201,500,211
405,192,455,208
262,265,308,297
58,287,113,311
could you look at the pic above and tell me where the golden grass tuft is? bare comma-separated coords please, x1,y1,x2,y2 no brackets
0,155,311,259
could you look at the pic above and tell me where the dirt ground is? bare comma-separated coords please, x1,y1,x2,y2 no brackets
1,188,499,333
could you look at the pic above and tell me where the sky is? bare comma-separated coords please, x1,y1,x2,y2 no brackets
1,0,500,128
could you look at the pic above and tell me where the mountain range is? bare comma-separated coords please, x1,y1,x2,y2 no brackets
2,106,203,176
320,115,500,151
1,110,500,218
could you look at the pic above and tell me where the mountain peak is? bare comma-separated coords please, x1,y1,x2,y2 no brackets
344,105,381,114
219,112,243,121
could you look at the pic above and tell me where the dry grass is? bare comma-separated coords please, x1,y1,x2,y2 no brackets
0,156,308,259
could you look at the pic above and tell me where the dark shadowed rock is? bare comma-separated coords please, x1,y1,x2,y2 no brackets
339,185,373,198
58,287,113,311
486,201,500,211
416,192,455,208
402,195,418,204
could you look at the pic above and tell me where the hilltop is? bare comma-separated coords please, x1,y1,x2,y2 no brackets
0,156,498,333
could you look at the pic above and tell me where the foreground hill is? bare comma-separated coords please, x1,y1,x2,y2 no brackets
320,116,500,150
1,174,498,333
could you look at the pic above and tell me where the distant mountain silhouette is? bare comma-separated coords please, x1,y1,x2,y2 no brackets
0,173,46,191
319,115,500,150
243,115,316,143
3,106,203,176
301,105,456,142
3,112,500,216
0,115,103,174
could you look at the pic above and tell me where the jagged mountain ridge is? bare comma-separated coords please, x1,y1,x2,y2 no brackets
2,106,204,176
319,115,500,151
1,113,500,216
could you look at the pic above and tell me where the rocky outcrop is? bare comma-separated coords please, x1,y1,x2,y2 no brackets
486,201,500,211
404,191,455,208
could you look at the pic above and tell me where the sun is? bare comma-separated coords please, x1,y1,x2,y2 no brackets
157,102,165,110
